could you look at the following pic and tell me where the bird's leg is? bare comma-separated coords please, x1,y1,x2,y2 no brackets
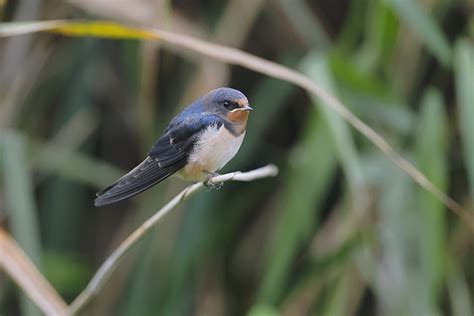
203,170,224,190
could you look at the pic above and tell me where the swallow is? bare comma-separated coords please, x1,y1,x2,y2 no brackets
94,87,253,206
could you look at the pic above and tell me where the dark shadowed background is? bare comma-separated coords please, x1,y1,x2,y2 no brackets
1,0,473,315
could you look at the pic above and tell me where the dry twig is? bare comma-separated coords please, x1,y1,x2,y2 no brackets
67,164,278,314
0,228,69,315
0,20,469,230
1,19,474,314
151,28,472,231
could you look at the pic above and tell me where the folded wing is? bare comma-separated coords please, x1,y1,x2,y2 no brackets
94,114,222,206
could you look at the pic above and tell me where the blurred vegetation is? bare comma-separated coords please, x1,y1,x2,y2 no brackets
1,0,473,315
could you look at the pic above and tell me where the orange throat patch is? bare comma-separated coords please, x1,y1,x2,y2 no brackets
226,110,249,135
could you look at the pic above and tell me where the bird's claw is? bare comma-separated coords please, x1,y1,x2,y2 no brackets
203,171,224,190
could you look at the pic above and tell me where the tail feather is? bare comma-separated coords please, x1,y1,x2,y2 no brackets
94,157,185,206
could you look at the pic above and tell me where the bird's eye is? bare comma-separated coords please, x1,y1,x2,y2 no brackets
223,100,234,109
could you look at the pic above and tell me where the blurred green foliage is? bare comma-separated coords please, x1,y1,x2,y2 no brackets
1,0,473,315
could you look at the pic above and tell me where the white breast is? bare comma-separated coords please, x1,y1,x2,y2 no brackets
183,124,245,180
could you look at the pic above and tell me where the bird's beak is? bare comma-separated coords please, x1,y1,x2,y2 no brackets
230,105,253,112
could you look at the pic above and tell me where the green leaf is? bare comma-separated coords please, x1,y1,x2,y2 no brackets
377,166,417,315
301,52,367,208
0,20,155,40
247,304,279,316
415,88,447,311
30,140,123,188
454,39,474,198
447,264,473,316
356,1,399,72
275,0,329,48
1,130,42,316
329,53,390,98
257,107,337,303
42,251,90,296
385,0,452,66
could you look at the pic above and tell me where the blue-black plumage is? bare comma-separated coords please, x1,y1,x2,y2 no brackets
94,87,252,206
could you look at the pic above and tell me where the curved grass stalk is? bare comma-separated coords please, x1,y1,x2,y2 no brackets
68,165,278,314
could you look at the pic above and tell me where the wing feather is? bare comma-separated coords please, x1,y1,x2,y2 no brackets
94,157,184,206
94,114,223,206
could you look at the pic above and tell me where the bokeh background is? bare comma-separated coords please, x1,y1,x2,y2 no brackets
1,0,474,315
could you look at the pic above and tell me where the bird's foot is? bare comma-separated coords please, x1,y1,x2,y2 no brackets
203,171,224,190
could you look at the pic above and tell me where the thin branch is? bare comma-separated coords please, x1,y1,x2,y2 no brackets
0,228,69,316
0,21,470,229
150,28,473,231
67,164,278,314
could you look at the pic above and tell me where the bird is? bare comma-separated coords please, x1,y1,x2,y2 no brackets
94,87,253,206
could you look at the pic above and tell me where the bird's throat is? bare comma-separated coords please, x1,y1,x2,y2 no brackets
226,110,249,135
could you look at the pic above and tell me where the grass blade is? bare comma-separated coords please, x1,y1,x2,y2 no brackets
257,108,337,304
1,130,42,316
415,88,448,313
454,39,474,198
0,20,154,39
447,263,473,316
301,52,367,209
30,140,123,188
386,0,451,66
377,167,416,315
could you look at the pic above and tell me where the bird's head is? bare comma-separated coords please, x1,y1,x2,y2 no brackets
204,87,253,123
